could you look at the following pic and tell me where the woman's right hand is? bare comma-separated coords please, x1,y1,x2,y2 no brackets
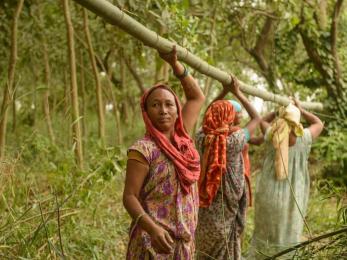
293,98,304,113
149,224,174,254
230,76,241,95
158,45,178,67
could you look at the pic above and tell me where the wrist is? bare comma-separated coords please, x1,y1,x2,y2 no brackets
233,90,242,98
174,64,189,79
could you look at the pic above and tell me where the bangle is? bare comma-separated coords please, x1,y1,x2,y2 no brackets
174,65,189,79
129,212,147,237
134,212,146,226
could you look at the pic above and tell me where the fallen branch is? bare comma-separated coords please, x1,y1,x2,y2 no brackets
73,0,323,111
267,227,347,259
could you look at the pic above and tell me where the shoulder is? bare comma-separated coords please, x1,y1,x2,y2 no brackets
130,136,156,149
300,128,312,146
128,136,160,163
229,128,248,141
227,129,248,151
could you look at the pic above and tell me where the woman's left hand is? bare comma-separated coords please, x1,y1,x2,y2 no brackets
158,45,178,66
293,98,304,112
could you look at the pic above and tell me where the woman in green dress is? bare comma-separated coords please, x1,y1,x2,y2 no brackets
248,100,323,259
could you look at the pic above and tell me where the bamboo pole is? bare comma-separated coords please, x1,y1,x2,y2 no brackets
73,0,323,111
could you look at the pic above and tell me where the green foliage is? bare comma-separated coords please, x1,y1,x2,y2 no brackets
0,131,129,259
313,129,347,185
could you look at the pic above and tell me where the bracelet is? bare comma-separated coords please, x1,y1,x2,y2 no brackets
129,212,147,237
174,64,189,79
134,212,146,226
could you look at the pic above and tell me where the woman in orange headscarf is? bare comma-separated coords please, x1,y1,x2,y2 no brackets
123,46,205,259
195,77,260,260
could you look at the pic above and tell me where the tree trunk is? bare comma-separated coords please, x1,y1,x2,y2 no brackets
109,87,123,145
0,0,24,159
124,56,145,93
42,39,56,143
79,49,87,139
120,55,129,123
34,2,56,144
100,52,123,145
63,69,71,148
62,0,84,169
12,91,17,133
83,9,105,144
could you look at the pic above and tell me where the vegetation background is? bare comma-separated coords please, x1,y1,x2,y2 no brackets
0,0,346,259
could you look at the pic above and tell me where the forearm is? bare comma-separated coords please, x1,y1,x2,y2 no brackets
248,136,264,145
234,91,259,119
123,194,158,235
171,61,204,102
259,112,275,134
300,109,321,125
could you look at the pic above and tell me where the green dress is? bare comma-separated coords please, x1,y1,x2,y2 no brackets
248,128,312,259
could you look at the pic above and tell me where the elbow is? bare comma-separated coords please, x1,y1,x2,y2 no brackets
122,193,128,210
254,116,261,124
123,191,139,212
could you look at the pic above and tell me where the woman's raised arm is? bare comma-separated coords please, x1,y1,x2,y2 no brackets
159,46,205,134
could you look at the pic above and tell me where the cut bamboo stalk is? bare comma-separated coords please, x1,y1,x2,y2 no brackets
73,0,323,111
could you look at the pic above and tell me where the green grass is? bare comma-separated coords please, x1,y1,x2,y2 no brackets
1,112,346,259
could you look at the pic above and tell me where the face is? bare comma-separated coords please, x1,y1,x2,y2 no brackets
145,88,178,135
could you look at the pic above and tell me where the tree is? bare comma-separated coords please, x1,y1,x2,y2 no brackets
0,0,24,158
62,0,84,169
83,8,105,144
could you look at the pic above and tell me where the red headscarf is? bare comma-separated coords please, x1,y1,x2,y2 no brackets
199,100,251,207
141,84,200,195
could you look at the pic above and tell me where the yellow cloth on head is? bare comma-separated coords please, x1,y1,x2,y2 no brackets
269,104,304,180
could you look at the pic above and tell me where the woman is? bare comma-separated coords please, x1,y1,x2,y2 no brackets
248,100,323,259
195,77,260,260
123,45,205,259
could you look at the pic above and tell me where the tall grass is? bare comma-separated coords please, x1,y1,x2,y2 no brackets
1,112,346,259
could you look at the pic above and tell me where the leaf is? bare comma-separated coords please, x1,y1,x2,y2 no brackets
290,16,300,26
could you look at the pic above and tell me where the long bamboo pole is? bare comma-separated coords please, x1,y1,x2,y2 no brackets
73,0,323,111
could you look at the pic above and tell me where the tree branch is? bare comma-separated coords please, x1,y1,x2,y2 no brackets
249,16,276,88
267,227,347,259
123,56,145,94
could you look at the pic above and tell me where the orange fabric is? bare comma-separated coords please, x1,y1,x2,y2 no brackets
141,84,200,195
199,100,240,207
